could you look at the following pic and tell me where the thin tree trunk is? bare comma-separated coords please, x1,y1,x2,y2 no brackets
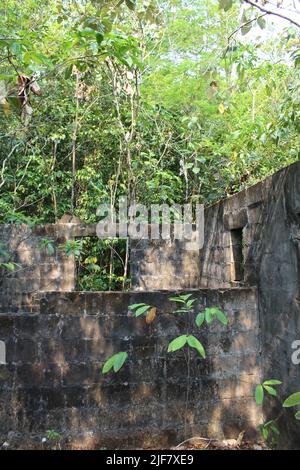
51,140,58,221
71,69,80,214
252,90,256,122
122,238,129,290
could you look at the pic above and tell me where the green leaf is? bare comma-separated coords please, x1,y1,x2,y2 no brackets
87,263,101,272
46,244,55,255
218,0,233,12
262,426,269,440
241,23,252,36
128,303,146,310
102,352,128,374
102,354,117,374
96,32,104,45
270,424,280,435
257,16,266,29
215,309,228,325
283,392,300,408
125,0,136,11
263,385,277,397
263,380,282,386
167,335,187,353
0,74,15,80
0,262,17,271
264,419,274,427
180,293,193,301
187,335,206,358
295,411,300,420
113,352,128,372
204,308,214,323
134,304,150,317
64,65,73,79
25,51,53,68
255,385,264,405
195,312,205,328
168,297,185,303
241,12,252,36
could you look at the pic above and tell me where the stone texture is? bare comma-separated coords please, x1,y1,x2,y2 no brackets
1,161,300,448
0,289,260,449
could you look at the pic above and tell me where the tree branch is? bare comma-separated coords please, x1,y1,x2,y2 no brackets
226,12,268,50
244,0,300,29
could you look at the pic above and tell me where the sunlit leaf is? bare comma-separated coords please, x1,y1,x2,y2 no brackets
135,304,150,317
187,335,206,358
263,385,277,397
218,0,233,12
263,379,282,386
102,354,117,374
195,312,205,328
167,335,187,353
255,385,264,405
283,392,300,408
113,351,128,372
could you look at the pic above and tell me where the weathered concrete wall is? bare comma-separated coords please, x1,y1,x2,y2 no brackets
130,161,300,292
130,161,300,448
130,237,201,291
0,223,76,312
1,161,300,448
0,288,261,449
200,162,300,448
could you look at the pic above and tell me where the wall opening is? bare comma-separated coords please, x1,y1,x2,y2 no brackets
230,228,244,282
75,237,130,291
0,340,6,364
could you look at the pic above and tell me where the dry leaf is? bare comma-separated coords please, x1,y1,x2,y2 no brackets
146,307,157,324
30,80,42,96
218,103,225,114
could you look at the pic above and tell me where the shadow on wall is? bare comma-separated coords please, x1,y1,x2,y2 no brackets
253,166,300,449
0,289,262,449
0,223,76,315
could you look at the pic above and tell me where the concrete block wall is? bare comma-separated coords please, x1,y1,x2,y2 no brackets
130,238,201,291
1,161,300,448
0,223,76,312
130,161,300,292
129,162,300,448
0,288,261,449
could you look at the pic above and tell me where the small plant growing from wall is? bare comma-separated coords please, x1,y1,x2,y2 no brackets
254,381,300,447
42,430,63,450
166,294,228,437
101,303,156,373
101,295,228,376
283,392,300,420
101,293,228,439
254,379,282,447
38,238,55,256
0,241,19,273
102,352,128,374
128,303,157,323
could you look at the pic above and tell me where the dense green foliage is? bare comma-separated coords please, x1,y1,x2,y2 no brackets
0,0,299,288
